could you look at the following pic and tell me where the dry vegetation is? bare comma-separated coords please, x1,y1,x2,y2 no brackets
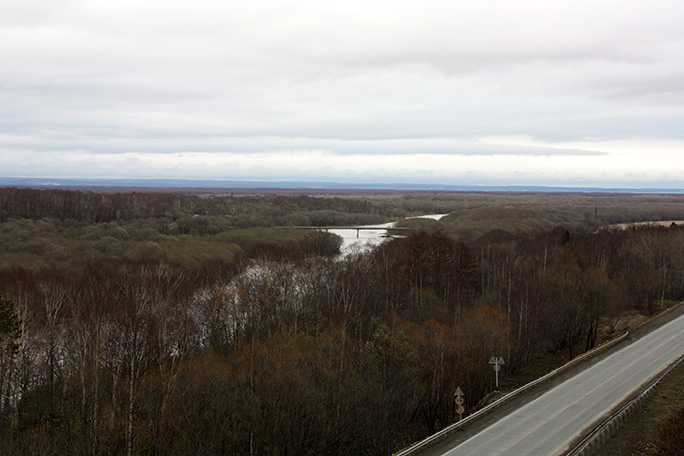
1,188,684,455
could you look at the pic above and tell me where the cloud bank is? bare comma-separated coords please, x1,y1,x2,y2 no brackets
1,0,684,187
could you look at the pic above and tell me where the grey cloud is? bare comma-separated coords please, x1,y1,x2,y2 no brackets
1,0,684,187
1,129,610,157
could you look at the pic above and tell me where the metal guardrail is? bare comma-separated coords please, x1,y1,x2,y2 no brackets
563,352,684,456
395,331,630,456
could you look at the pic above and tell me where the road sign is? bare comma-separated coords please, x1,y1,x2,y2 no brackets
454,386,465,421
489,356,505,387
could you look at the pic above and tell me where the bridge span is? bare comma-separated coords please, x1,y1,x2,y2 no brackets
293,225,412,238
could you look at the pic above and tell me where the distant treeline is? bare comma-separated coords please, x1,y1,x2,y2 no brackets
5,187,684,235
0,188,385,226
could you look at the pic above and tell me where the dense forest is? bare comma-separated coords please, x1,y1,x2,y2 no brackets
1,188,684,455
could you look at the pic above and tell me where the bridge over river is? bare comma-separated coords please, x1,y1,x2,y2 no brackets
293,225,412,238
291,214,447,253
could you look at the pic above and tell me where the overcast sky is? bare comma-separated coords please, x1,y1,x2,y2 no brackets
2,0,684,188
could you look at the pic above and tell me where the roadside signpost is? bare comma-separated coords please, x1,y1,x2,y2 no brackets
489,356,505,388
454,386,465,421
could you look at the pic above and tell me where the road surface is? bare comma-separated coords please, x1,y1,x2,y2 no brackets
438,312,684,455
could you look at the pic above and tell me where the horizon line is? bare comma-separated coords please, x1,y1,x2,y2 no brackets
1,176,683,194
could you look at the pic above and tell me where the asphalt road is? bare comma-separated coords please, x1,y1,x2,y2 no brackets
438,312,684,456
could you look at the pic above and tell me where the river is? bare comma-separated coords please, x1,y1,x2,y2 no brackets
330,214,449,255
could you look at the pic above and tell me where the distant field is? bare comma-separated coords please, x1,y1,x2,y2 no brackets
608,220,684,229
